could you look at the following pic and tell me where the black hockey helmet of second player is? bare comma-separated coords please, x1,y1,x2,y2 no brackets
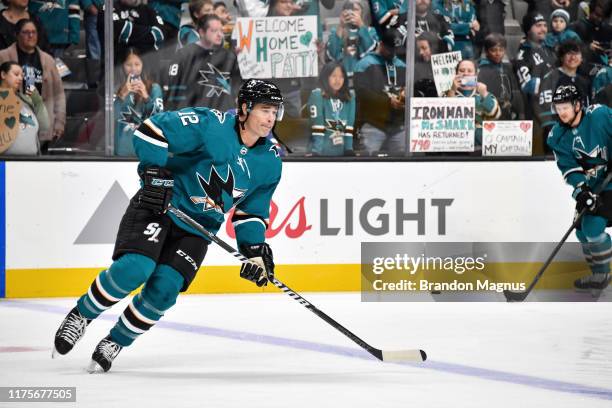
238,79,284,121
552,85,582,113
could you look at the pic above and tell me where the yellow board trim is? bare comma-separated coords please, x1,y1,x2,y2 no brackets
5,264,361,298
4,262,592,298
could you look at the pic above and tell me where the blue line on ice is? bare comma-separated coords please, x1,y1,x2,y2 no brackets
2,299,611,400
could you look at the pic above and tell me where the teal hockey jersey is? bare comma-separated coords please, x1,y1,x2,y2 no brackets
547,104,612,192
307,88,355,156
134,108,282,246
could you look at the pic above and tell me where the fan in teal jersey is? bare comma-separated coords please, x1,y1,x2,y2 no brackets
307,62,355,156
52,79,285,373
547,85,612,295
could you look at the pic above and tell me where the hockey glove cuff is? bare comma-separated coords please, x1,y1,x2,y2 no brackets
137,166,174,214
239,243,274,287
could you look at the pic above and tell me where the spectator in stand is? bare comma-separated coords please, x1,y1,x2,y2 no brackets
0,60,49,155
474,0,505,37
522,0,580,21
536,40,591,135
445,59,501,150
213,1,233,45
0,0,47,51
433,0,480,59
354,29,406,155
514,11,556,119
307,62,356,156
213,1,231,22
414,32,437,96
473,0,505,57
478,33,524,119
545,8,582,51
101,0,166,65
326,0,378,83
415,0,454,53
267,0,300,16
165,14,239,111
571,0,612,74
28,0,80,58
258,0,305,117
80,0,103,60
178,0,213,49
370,0,402,30
148,0,187,45
114,48,163,156
592,61,612,104
0,19,64,150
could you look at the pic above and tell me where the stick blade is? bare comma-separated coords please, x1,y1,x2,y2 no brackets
382,349,427,362
503,289,528,302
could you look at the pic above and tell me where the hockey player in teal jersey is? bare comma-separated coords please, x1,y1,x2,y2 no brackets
52,79,284,372
307,62,356,156
547,85,612,294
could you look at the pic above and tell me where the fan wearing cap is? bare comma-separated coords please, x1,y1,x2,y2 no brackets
544,8,582,51
547,85,612,293
51,79,285,373
570,0,612,69
514,11,557,96
514,10,557,152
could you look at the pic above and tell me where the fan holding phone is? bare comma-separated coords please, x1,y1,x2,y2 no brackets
445,59,501,151
114,48,164,156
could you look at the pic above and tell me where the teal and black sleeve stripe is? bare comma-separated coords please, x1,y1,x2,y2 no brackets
134,120,168,148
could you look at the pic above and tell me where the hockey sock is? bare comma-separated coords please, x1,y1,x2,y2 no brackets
585,235,612,275
576,229,596,271
110,265,184,347
77,254,157,320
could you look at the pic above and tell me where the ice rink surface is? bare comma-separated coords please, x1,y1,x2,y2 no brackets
1,293,612,408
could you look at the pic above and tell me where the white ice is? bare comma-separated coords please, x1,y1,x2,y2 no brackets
1,293,612,408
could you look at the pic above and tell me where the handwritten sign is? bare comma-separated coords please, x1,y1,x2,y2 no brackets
233,16,318,78
0,88,21,153
482,121,533,156
409,97,475,152
431,51,462,96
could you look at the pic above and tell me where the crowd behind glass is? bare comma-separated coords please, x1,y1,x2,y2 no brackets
0,0,610,157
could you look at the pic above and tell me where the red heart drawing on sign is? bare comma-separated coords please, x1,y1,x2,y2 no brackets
484,122,496,132
520,122,532,132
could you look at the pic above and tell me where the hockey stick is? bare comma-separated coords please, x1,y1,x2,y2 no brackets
504,171,612,302
167,205,427,362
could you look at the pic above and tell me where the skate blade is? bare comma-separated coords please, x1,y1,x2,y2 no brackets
52,346,59,359
574,287,591,293
591,288,608,298
87,360,106,374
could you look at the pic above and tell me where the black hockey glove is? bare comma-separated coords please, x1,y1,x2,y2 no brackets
575,184,599,213
136,166,174,214
239,243,274,287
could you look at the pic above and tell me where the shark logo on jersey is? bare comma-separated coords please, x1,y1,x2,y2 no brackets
118,105,143,129
190,165,246,213
574,145,608,178
197,63,231,97
325,119,347,133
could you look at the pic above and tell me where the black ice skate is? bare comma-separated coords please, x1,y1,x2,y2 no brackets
52,307,91,358
574,273,611,297
87,335,123,373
